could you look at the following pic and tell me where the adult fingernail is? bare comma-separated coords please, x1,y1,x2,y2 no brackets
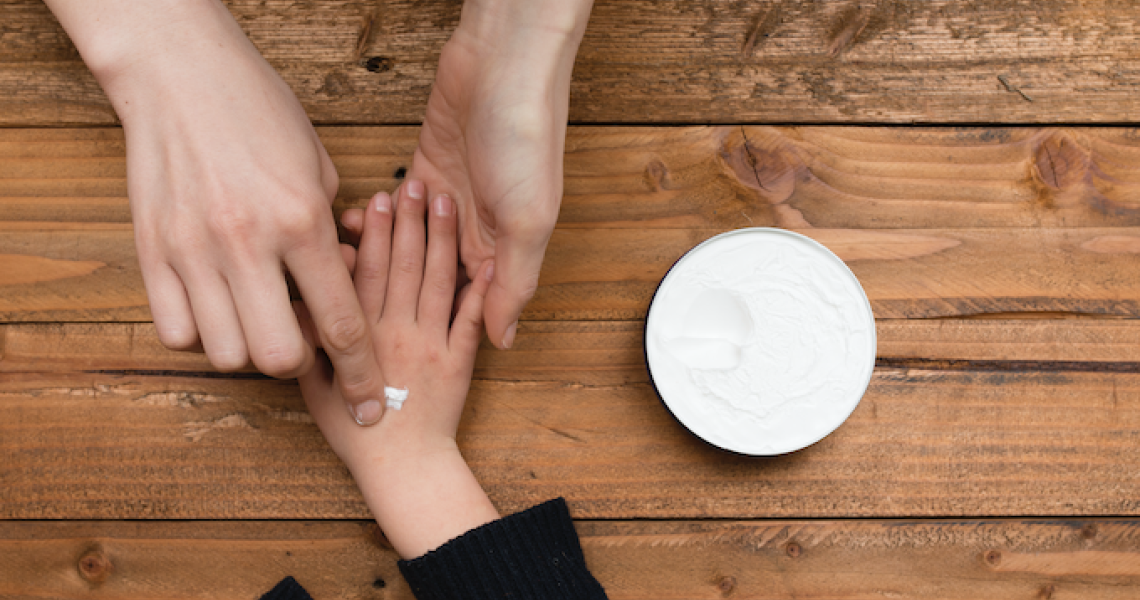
349,400,383,426
502,321,518,349
433,194,452,216
485,261,495,282
373,192,391,213
406,179,425,201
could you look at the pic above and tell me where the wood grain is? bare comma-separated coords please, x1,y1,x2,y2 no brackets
3,350,1140,519
6,319,1140,378
8,0,1140,125
9,126,1140,321
4,519,1140,599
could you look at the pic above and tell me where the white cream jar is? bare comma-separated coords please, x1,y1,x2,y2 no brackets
645,228,876,456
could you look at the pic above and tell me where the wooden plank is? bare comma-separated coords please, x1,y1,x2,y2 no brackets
6,319,1140,377
10,126,1140,321
3,357,1140,520
8,1,1140,125
4,519,1140,599
12,126,1140,228
11,224,1140,321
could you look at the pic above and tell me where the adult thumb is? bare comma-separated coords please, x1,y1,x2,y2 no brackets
482,232,550,349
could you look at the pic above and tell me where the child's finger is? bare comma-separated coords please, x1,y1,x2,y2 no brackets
340,208,365,245
355,192,394,323
384,179,427,322
419,194,458,337
449,259,494,357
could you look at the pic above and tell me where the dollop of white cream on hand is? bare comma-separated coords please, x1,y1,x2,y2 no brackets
384,386,409,410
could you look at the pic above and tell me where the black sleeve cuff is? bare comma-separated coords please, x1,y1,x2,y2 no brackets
397,497,608,600
260,576,314,600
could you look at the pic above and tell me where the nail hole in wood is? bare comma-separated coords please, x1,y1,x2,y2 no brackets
364,56,393,73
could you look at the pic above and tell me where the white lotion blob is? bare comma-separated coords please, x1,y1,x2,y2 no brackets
645,228,876,456
384,386,409,411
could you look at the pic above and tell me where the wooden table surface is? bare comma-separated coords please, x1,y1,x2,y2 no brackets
5,0,1140,597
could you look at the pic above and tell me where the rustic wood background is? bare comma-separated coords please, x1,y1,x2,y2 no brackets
4,0,1140,597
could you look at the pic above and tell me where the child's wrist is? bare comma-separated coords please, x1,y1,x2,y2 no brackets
349,440,500,559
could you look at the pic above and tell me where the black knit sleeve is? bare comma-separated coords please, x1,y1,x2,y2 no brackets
260,576,314,600
397,497,608,600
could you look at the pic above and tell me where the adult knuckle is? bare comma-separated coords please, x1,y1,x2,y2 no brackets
209,349,247,372
338,371,378,402
254,342,306,377
206,203,260,241
278,203,324,239
322,314,368,353
156,325,197,351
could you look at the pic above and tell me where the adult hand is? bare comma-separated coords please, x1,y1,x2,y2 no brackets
298,185,499,559
408,0,594,349
44,0,387,424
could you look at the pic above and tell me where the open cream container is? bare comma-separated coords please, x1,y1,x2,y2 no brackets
645,228,876,456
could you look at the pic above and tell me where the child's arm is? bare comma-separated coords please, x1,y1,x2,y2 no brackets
296,181,608,598
42,0,387,423
297,181,499,558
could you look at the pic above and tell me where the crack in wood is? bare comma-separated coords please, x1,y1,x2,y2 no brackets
876,357,1140,374
84,369,271,380
739,127,769,192
998,74,1034,102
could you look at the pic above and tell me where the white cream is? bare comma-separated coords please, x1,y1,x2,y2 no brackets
645,228,876,456
384,386,409,411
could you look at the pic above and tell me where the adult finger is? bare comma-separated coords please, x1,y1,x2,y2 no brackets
286,232,385,426
450,259,493,359
229,262,314,378
482,227,552,349
180,267,250,371
384,180,427,322
340,243,358,276
293,301,342,425
354,191,394,323
141,259,201,351
419,194,458,338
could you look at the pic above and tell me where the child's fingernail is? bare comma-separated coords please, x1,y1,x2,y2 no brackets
485,261,495,282
502,321,518,349
433,194,452,216
349,400,383,426
406,179,425,201
373,192,391,213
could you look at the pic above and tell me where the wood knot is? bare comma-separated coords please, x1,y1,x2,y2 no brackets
720,128,797,204
1039,583,1056,599
362,56,393,73
785,541,802,558
78,547,113,584
1033,133,1088,192
1080,523,1098,540
983,549,1002,567
716,575,737,596
644,158,672,190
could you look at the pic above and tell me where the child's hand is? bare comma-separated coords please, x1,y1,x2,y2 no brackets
297,182,499,559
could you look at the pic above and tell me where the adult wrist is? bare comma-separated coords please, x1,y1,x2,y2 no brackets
456,0,594,55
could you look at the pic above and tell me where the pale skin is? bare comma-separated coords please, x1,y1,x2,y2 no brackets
43,0,387,425
298,183,500,558
43,0,594,427
345,0,595,350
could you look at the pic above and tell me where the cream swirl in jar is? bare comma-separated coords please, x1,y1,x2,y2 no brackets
645,228,876,456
